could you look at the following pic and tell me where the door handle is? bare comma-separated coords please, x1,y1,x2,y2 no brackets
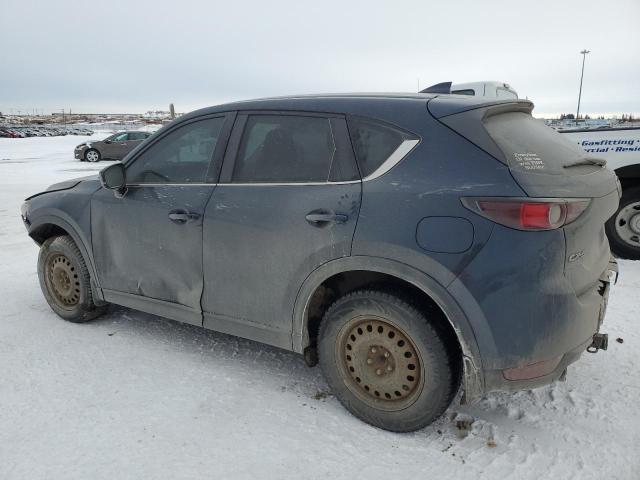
168,209,200,224
305,210,348,226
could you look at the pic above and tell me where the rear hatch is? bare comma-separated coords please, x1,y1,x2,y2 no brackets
429,97,620,294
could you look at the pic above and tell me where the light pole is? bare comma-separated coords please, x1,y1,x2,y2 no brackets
576,49,590,123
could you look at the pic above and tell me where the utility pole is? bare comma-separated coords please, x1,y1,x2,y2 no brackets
576,49,590,124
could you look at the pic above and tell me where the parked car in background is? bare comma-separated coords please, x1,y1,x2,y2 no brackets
0,128,17,138
74,131,152,162
0,125,94,138
22,93,619,432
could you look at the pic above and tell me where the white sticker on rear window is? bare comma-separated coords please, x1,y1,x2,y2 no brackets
513,152,545,170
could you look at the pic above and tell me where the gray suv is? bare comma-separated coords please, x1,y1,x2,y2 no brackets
75,131,152,162
22,93,619,432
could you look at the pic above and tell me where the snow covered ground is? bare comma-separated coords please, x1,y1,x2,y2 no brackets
0,135,639,480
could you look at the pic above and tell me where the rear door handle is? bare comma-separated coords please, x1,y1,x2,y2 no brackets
168,209,200,224
305,210,348,225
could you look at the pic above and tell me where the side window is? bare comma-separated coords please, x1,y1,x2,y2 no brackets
129,132,143,140
347,119,413,178
451,89,475,96
126,117,225,184
232,115,337,183
112,132,128,142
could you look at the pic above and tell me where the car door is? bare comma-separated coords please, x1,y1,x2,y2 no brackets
201,112,362,348
99,132,125,159
91,113,234,325
123,132,146,157
111,132,132,159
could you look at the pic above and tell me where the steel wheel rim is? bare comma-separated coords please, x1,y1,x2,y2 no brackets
45,253,80,309
336,316,423,411
614,201,640,248
86,150,98,162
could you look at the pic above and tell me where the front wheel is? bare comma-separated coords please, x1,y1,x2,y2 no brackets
84,148,101,162
318,290,456,432
606,186,640,259
38,235,107,322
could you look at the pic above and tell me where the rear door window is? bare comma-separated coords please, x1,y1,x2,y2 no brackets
232,115,351,183
347,119,416,177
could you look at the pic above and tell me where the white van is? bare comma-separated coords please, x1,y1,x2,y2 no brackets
558,125,640,258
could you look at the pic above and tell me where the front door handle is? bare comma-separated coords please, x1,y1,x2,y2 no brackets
305,210,348,226
168,209,200,224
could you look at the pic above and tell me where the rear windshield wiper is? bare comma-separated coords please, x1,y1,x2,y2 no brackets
563,158,607,169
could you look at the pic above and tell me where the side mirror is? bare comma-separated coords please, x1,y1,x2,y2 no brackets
103,139,112,144
99,163,126,197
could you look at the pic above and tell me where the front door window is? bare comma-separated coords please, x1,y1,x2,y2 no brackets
126,117,225,184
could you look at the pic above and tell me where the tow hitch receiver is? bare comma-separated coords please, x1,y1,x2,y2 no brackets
587,333,608,353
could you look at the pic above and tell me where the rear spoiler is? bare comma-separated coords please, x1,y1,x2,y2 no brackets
431,100,535,164
419,82,452,94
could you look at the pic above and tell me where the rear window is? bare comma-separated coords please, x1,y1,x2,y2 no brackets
484,112,594,174
348,119,414,177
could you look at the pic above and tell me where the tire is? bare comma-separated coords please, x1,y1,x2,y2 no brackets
84,148,101,162
37,235,107,323
318,290,455,432
606,185,640,260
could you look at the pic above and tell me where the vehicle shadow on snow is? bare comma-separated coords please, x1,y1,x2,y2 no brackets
93,304,327,387
87,304,585,448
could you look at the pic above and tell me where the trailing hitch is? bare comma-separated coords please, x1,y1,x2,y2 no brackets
587,333,608,353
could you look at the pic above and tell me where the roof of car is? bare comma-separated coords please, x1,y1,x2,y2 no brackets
183,93,435,118
180,92,531,123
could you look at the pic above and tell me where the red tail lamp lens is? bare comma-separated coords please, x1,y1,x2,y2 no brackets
519,203,565,229
463,198,590,231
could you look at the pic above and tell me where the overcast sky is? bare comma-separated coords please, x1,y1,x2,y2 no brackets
1,0,638,117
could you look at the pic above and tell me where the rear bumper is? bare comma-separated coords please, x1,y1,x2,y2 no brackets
483,338,589,392
480,256,617,395
450,218,619,401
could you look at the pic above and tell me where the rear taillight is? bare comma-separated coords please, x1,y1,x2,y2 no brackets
461,198,590,231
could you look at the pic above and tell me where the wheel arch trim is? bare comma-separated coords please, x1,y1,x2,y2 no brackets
291,255,484,399
28,214,103,300
615,164,640,181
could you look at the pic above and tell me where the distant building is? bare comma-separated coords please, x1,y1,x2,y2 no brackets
144,110,171,119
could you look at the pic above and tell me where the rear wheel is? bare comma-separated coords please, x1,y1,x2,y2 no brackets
84,148,100,162
38,235,107,322
318,290,455,432
606,186,640,259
